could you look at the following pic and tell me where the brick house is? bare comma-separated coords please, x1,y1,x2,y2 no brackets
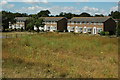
67,17,116,34
9,17,29,30
9,16,116,34
37,17,67,32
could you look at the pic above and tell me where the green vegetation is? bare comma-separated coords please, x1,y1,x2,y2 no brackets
2,33,118,78
26,17,45,32
100,31,109,36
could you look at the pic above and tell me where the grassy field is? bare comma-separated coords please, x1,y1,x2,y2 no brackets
2,32,118,78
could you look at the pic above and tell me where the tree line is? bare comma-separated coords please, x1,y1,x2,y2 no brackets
1,10,120,35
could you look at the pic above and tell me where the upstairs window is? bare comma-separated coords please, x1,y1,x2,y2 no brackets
84,22,86,25
94,23,96,25
80,22,82,25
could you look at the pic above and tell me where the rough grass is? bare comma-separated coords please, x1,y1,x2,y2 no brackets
2,32,118,78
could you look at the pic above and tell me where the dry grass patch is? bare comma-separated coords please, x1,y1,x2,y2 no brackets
2,33,118,78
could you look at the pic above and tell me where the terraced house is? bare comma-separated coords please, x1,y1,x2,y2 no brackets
9,16,116,34
67,17,116,34
9,17,29,29
41,17,67,32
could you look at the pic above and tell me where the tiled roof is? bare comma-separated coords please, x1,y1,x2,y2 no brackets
15,17,29,21
68,17,112,23
40,17,66,21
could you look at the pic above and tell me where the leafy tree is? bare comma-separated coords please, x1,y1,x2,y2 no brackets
109,11,120,36
109,11,120,19
79,12,92,17
57,12,75,19
2,11,16,31
2,11,29,31
13,12,28,17
26,17,44,32
37,10,51,17
34,18,45,32
26,17,35,31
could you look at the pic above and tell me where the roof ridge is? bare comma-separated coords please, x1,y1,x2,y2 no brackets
73,17,110,18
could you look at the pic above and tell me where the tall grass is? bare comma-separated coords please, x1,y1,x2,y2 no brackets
2,33,118,78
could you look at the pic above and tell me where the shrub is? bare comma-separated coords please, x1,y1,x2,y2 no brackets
100,31,105,35
105,31,109,35
17,28,21,32
21,27,24,32
100,31,110,36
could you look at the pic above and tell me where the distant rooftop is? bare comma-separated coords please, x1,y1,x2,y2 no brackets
68,17,112,23
40,17,66,22
15,17,29,21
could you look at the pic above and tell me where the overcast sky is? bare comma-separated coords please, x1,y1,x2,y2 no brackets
0,0,119,16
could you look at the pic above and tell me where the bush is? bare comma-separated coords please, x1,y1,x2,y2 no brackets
4,28,13,32
100,31,105,35
105,31,109,35
17,28,21,32
100,31,109,36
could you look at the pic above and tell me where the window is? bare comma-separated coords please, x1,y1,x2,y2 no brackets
71,22,74,24
69,21,71,24
84,27,87,33
72,27,75,29
86,22,89,24
87,28,92,32
94,23,96,25
47,22,49,24
91,22,93,25
79,27,83,31
97,28,102,33
76,22,78,24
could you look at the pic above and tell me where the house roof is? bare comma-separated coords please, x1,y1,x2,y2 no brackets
68,17,112,23
15,17,29,21
40,17,66,22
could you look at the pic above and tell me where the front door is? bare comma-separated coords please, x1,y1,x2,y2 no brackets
93,27,96,34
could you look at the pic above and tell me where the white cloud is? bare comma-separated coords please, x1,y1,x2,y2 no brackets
15,5,110,15
0,0,8,5
0,0,15,9
16,6,46,13
15,5,81,15
81,6,107,15
110,6,118,12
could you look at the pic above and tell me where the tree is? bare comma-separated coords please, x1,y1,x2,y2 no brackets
109,11,120,19
2,11,16,31
109,11,120,36
79,12,92,17
34,18,45,32
37,10,51,17
57,12,75,19
26,17,35,31
26,17,44,32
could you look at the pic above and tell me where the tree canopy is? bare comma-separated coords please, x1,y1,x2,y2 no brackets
37,10,51,17
26,17,44,32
